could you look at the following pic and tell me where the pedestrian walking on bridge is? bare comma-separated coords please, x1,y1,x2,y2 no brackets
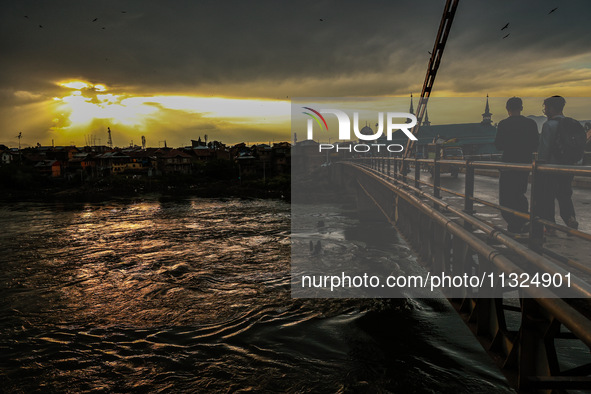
538,95,582,232
495,97,539,233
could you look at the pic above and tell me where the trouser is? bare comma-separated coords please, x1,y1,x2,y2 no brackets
499,170,529,232
540,173,575,224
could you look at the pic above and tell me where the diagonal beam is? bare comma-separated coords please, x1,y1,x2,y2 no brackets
405,0,460,156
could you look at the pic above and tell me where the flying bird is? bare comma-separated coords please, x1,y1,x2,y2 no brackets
319,18,324,22
548,7,558,14
428,51,432,55
121,11,127,13
92,18,98,22
101,27,106,30
501,23,509,30
38,24,43,28
24,15,29,19
502,33,510,39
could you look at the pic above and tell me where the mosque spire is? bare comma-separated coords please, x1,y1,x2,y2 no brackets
409,93,414,115
481,94,492,125
423,108,431,126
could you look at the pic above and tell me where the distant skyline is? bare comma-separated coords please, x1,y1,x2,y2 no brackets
1,0,590,148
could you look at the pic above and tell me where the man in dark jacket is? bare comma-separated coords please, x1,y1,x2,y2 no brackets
495,97,539,233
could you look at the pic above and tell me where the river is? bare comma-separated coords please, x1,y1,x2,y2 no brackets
0,197,512,392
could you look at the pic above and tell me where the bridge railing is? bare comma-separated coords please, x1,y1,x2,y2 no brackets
349,154,591,273
342,156,591,389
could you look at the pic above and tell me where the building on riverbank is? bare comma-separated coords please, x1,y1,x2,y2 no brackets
0,139,291,182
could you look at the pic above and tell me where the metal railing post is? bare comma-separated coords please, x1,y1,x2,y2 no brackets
434,144,441,199
529,155,544,250
464,160,474,231
402,157,407,184
464,160,474,214
394,159,399,180
388,156,391,177
414,157,420,190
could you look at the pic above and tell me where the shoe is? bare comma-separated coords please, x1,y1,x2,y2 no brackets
566,217,579,230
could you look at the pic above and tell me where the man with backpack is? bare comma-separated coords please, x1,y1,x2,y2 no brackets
538,95,585,232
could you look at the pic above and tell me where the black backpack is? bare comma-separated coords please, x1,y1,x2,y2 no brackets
553,117,586,164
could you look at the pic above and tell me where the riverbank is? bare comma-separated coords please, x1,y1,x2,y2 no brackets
0,174,290,203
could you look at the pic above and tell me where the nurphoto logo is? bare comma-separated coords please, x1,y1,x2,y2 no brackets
302,107,418,153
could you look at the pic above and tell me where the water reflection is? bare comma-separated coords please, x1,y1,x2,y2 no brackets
0,198,511,392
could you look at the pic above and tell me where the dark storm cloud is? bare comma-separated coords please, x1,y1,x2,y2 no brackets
1,0,443,96
437,0,591,95
2,0,591,99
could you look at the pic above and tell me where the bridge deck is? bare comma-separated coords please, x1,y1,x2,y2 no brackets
419,171,591,278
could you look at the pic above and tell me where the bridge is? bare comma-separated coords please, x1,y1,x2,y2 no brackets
323,155,591,392
290,0,591,390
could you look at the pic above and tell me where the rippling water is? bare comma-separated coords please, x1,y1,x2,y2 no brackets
0,197,511,392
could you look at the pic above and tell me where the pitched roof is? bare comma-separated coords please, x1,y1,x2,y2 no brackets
162,149,192,158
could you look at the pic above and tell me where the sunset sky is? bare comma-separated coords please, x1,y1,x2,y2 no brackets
1,0,590,148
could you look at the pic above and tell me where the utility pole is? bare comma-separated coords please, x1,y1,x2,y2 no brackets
16,132,23,164
107,127,113,149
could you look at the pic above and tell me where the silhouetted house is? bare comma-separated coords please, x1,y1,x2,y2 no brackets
256,144,273,161
272,142,291,174
68,153,96,174
193,146,214,161
34,160,62,177
231,142,291,179
62,146,80,161
159,149,192,175
28,146,80,162
95,151,131,175
22,153,46,165
236,151,257,178
1,150,13,165
230,142,249,159
255,144,273,177
124,150,156,176
214,148,230,160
